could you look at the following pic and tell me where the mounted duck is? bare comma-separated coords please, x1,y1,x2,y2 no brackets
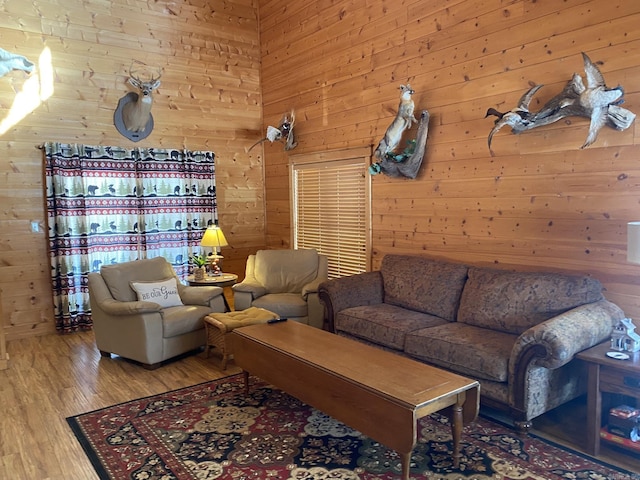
484,52,635,155
485,84,543,156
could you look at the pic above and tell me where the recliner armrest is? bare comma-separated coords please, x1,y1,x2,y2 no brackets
179,285,224,306
89,271,162,315
97,298,162,315
232,281,267,299
301,278,323,298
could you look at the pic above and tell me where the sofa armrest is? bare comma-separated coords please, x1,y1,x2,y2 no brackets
318,271,384,332
507,299,623,414
179,285,224,306
510,299,624,373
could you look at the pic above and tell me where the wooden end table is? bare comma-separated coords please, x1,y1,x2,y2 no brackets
576,341,640,456
187,273,238,311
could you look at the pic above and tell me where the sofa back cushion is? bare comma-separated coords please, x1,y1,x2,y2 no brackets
254,249,319,293
457,267,604,334
381,255,468,321
100,257,177,302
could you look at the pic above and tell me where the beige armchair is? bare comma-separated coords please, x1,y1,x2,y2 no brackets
88,256,227,369
232,249,328,328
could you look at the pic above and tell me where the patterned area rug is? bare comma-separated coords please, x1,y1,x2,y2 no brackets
67,374,636,480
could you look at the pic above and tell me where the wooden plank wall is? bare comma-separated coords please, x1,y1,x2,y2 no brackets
259,0,640,319
0,0,266,340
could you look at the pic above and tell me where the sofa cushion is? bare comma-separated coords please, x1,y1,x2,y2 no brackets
255,249,319,293
380,255,468,321
404,323,517,382
457,267,604,335
335,303,448,350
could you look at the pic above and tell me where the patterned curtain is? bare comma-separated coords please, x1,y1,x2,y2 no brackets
44,142,217,333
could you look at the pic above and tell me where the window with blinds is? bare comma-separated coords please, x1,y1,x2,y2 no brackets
290,147,371,278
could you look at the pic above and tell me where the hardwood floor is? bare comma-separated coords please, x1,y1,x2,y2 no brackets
0,331,241,480
0,331,638,479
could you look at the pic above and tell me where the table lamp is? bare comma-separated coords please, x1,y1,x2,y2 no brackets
200,225,228,276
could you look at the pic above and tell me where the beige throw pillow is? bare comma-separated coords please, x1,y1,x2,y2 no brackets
130,278,184,308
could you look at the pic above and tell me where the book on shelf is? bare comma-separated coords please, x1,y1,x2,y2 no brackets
609,405,640,419
600,427,640,452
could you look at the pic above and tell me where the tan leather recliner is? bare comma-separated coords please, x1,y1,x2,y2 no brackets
232,249,328,328
88,256,226,368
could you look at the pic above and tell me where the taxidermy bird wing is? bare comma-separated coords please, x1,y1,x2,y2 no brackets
248,126,283,152
486,84,543,156
516,83,544,112
531,75,582,124
582,52,607,93
0,48,34,77
579,52,625,149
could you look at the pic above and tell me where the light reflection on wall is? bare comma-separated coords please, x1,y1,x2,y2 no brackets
0,46,54,135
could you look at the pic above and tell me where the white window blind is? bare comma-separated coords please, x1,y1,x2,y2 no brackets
290,147,371,278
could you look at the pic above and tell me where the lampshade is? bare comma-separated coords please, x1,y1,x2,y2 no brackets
627,221,640,264
200,225,229,249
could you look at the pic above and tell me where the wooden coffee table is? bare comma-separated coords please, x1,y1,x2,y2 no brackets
232,321,480,479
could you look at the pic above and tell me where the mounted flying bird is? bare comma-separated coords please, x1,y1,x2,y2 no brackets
573,52,626,148
485,84,544,156
0,47,33,77
484,52,635,155
248,110,297,152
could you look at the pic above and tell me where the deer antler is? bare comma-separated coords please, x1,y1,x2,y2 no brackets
128,60,162,84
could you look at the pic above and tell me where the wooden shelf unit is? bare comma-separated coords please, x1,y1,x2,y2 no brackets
599,427,640,453
577,342,640,456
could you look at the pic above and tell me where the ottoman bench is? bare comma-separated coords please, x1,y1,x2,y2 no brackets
204,306,279,370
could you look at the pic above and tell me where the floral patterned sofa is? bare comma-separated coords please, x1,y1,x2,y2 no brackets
318,254,624,431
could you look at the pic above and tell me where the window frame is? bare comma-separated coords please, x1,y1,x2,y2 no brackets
289,146,372,278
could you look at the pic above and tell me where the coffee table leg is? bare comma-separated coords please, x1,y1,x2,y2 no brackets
451,402,463,468
400,452,411,480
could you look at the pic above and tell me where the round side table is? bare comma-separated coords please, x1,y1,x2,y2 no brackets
187,273,238,311
187,273,238,288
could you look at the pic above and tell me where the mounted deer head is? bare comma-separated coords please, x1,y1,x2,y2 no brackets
122,62,161,133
